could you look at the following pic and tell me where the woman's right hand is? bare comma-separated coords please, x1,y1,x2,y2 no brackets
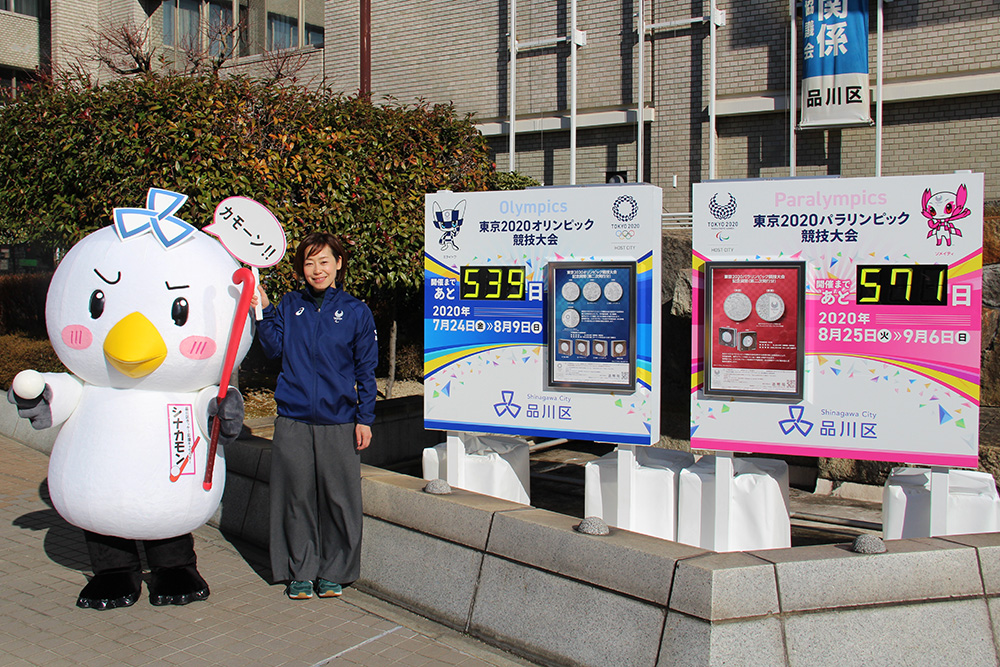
251,285,270,310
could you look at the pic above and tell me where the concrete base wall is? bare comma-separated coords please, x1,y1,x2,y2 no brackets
357,467,1000,667
7,398,1000,667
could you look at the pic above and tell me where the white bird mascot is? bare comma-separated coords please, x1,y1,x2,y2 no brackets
8,189,252,610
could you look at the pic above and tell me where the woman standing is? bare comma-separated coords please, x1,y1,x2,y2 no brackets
254,232,378,600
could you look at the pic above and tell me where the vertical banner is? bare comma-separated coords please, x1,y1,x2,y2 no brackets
800,0,871,129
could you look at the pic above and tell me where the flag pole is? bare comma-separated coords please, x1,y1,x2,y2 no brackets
789,0,797,176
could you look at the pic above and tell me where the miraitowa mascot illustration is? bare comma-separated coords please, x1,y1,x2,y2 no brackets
7,189,253,610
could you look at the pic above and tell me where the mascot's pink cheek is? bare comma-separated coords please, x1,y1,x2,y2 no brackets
62,325,93,350
180,336,217,360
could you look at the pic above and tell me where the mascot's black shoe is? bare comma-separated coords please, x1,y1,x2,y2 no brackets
76,572,141,610
148,566,210,606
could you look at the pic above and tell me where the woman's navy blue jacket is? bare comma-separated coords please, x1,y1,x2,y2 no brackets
257,287,379,425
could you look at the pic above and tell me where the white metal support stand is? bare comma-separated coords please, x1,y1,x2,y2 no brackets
789,0,797,176
929,466,950,537
508,0,586,180
638,5,722,183
875,0,885,177
616,445,637,529
713,452,734,551
446,431,467,488
508,0,517,172
636,0,645,183
569,0,578,184
708,2,726,180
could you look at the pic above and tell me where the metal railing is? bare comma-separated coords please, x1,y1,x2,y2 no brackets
662,212,694,230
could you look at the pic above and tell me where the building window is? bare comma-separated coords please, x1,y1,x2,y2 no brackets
267,11,297,50
163,0,202,51
305,22,323,47
1,0,39,16
238,0,256,56
303,0,323,47
265,1,323,51
0,68,35,100
208,0,234,56
162,0,323,60
0,69,13,101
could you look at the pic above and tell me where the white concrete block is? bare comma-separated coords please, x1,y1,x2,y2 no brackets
883,467,1000,539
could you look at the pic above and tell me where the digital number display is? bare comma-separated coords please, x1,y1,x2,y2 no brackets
856,264,947,306
460,266,526,300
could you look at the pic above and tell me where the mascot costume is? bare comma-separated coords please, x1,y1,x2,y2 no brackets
8,189,253,610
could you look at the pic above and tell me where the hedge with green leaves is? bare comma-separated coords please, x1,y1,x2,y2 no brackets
0,74,498,303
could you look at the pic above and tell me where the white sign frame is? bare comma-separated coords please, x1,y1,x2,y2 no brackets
424,184,663,446
692,174,984,467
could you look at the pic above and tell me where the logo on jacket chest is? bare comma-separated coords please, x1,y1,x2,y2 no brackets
334,309,344,323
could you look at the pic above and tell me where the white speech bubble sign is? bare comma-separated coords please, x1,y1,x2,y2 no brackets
205,197,287,268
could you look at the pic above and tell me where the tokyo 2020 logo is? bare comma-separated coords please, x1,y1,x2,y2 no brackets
612,195,639,223
708,193,737,219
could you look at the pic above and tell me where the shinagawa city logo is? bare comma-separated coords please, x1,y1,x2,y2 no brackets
494,391,522,418
778,405,813,436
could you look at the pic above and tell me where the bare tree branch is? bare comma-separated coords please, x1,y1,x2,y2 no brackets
66,0,309,82
260,47,310,83
176,9,245,75
78,20,158,77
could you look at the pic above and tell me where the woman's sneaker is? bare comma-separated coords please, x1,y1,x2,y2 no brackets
314,579,342,598
286,580,314,600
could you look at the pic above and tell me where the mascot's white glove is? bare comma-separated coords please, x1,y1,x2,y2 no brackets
207,387,244,447
7,370,53,430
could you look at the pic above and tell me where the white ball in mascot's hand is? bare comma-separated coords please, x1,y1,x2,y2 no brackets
12,369,46,400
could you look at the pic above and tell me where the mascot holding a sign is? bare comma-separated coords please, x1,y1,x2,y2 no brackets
7,189,252,610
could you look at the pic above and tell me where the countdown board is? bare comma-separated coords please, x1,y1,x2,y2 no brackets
424,184,662,445
691,173,984,466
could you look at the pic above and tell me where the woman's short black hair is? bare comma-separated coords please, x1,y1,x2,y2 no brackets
293,232,349,285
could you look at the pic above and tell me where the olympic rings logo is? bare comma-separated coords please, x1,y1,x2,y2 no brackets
615,229,636,239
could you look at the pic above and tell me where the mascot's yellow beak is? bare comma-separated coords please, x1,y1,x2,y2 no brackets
103,312,168,378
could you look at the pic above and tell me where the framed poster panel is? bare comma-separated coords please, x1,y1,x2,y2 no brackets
703,261,805,400
547,261,637,392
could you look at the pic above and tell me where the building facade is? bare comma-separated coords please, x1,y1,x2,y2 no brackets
4,1,999,212
322,0,1000,214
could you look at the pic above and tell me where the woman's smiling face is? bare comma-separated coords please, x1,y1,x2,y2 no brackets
303,245,342,291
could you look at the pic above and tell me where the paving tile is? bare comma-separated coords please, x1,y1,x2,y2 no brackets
0,435,536,667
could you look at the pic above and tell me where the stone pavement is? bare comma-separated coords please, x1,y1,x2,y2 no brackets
0,435,536,667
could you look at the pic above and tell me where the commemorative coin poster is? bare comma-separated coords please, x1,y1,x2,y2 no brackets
703,261,805,400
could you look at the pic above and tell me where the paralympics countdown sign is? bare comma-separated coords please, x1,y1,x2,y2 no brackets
424,184,662,446
692,174,984,467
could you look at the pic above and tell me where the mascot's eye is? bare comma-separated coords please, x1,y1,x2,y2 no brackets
171,297,189,326
927,206,936,216
945,203,953,213
89,290,105,319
